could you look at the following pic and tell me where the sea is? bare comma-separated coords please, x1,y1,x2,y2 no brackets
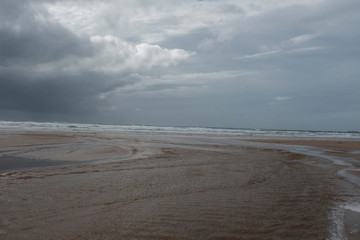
1,120,359,139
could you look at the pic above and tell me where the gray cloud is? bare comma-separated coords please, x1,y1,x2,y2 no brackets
0,0,359,131
0,0,94,66
0,0,191,120
0,70,134,114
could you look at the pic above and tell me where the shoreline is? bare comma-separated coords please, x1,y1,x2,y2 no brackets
242,138,360,187
242,138,360,240
243,138,360,160
1,130,360,239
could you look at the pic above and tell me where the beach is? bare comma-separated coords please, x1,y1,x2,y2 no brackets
1,130,360,239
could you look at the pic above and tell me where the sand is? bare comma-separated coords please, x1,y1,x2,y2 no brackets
1,131,360,239
244,139,360,161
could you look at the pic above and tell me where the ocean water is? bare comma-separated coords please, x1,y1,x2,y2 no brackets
1,120,359,138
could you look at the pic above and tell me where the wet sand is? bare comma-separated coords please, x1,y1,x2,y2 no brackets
1,131,360,239
244,139,360,161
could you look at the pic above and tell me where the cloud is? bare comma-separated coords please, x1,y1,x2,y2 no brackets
0,70,135,114
234,50,282,60
233,46,326,60
113,70,256,96
233,32,325,61
0,0,359,130
0,0,193,116
275,96,291,101
289,34,318,45
0,0,194,71
0,1,93,66
86,35,193,73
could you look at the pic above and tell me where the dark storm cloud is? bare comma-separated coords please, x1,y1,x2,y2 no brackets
0,0,192,121
0,70,132,114
0,0,138,117
0,0,93,65
0,0,105,116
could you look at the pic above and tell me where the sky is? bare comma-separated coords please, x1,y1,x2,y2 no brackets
0,0,359,131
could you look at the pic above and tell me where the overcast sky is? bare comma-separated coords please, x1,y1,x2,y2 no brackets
1,0,359,131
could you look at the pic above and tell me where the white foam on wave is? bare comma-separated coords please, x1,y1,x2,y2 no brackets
1,121,360,139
